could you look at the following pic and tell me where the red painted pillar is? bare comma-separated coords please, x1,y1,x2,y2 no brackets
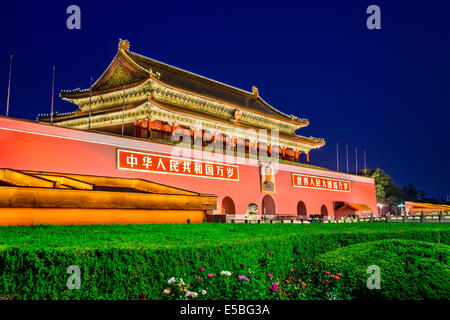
202,130,205,147
203,130,205,147
135,120,141,138
306,152,310,164
141,120,148,139
212,134,217,153
147,117,152,139
171,122,175,140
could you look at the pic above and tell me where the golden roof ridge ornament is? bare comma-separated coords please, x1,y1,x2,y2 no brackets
119,39,130,52
118,39,160,79
252,86,259,98
149,68,161,79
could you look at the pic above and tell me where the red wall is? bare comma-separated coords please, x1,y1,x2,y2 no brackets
0,117,378,217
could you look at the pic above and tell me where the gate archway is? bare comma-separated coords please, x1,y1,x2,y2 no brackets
321,204,328,216
262,195,276,216
297,201,307,216
221,196,236,215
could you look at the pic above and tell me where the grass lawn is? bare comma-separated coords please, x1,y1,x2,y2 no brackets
0,222,449,248
0,223,448,300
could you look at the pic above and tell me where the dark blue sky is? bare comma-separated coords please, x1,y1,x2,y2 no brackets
1,0,449,199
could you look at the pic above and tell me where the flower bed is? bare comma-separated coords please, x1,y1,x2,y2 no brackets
0,223,448,299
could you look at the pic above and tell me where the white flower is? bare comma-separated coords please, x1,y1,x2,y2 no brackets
167,277,176,285
201,290,207,295
163,288,171,294
220,270,232,276
179,278,185,285
184,291,198,299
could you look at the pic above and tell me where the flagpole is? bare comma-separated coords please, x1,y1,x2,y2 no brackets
88,76,92,131
364,149,367,174
6,54,12,116
355,147,358,174
122,85,125,135
336,143,339,171
346,145,349,173
50,66,55,124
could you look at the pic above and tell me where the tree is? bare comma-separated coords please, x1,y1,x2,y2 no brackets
402,184,426,202
358,168,404,213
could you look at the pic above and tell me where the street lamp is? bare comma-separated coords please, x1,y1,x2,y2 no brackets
398,203,405,216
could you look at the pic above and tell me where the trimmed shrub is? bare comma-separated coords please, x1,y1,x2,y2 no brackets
0,223,448,299
314,239,450,299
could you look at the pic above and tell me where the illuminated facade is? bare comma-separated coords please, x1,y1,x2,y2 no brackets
0,40,378,224
405,202,450,215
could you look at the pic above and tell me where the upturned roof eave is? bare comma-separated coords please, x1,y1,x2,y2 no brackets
59,40,308,127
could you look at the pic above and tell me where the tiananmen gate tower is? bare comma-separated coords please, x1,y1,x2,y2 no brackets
0,40,377,225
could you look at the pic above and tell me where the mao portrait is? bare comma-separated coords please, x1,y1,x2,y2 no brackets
261,164,275,193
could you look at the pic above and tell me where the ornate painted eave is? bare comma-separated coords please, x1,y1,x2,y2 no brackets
37,102,143,123
46,100,324,151
49,80,303,135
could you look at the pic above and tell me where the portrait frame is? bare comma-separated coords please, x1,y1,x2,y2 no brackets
260,163,276,193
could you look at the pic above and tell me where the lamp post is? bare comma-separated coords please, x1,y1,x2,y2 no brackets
398,203,405,216
377,203,384,216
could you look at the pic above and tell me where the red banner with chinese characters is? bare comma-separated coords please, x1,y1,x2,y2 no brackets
117,149,239,181
292,173,351,192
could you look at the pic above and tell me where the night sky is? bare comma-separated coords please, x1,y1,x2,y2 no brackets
1,0,449,199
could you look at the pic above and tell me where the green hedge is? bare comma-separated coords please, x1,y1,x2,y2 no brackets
0,223,448,299
314,239,450,299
